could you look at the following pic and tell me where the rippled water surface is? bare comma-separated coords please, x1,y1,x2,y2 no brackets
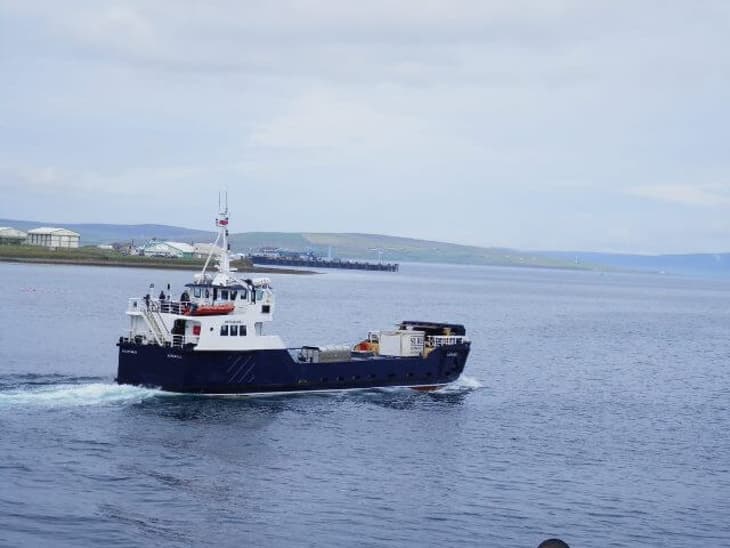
1,262,729,547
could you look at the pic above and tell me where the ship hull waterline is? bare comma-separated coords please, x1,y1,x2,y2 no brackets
116,341,470,395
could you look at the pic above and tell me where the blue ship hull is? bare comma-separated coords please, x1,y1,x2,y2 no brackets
116,341,470,394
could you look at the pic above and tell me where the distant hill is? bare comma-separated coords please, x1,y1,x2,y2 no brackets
0,219,215,246
0,219,580,269
4,218,729,275
542,251,730,277
229,232,578,268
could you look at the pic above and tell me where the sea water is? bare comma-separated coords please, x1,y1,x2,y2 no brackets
0,262,728,547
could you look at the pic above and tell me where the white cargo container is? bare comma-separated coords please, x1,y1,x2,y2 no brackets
378,330,425,357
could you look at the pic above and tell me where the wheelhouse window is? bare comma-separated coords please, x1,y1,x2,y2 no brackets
240,289,248,300
220,325,229,336
230,290,237,300
240,325,247,336
230,325,238,336
221,290,229,300
193,287,201,298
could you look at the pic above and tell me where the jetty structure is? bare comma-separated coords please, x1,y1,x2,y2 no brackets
116,199,468,394
249,251,399,272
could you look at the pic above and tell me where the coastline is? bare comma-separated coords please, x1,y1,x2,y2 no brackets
0,256,316,275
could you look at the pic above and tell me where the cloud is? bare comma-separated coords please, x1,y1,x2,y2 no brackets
627,184,730,207
6,1,709,85
250,88,432,151
1,1,730,252
0,164,213,196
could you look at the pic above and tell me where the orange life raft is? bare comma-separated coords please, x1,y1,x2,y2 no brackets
185,303,235,316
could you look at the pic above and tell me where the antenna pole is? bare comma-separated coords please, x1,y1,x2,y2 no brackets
201,231,221,276
202,191,232,278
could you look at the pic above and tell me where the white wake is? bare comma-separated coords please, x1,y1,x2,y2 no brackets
438,375,485,393
0,382,164,407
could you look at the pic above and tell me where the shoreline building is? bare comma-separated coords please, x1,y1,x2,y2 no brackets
26,227,80,248
141,240,195,259
193,242,223,259
0,227,28,245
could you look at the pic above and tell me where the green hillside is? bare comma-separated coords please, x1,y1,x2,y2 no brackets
0,243,236,269
0,219,585,269
228,232,314,251
231,231,581,268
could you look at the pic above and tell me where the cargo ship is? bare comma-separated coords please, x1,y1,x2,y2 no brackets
116,202,470,395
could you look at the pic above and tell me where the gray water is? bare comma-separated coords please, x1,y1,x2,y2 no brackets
0,262,728,547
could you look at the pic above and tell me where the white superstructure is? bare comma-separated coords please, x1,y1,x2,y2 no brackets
122,199,469,361
124,200,286,352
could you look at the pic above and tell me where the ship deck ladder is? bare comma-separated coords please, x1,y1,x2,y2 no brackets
142,307,171,346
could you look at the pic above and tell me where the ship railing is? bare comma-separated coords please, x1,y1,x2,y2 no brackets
159,300,191,315
127,297,163,313
120,332,151,345
426,335,468,347
120,333,193,348
127,298,190,315
126,298,171,345
171,334,189,348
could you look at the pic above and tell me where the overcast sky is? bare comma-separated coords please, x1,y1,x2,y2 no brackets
1,1,729,253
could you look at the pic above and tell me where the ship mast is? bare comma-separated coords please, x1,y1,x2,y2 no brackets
200,192,232,278
218,192,231,274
